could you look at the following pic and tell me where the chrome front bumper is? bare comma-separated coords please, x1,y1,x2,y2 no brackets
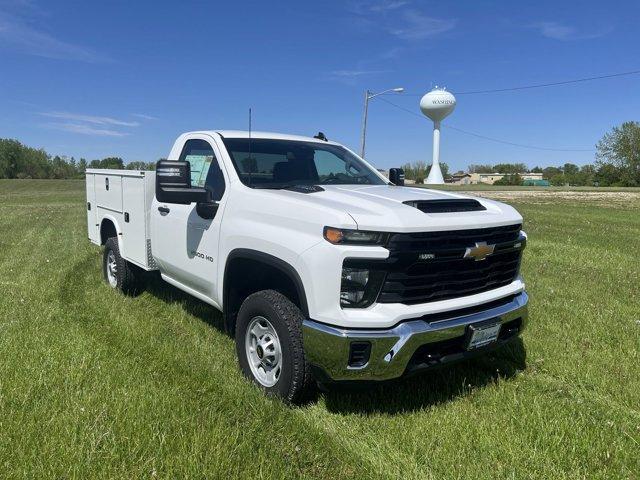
302,292,528,382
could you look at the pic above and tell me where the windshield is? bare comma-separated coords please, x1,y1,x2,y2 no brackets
221,138,386,188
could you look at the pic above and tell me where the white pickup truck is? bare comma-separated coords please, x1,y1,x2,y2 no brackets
86,130,528,403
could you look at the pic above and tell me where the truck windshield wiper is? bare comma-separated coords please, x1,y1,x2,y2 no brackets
252,183,307,190
253,184,324,193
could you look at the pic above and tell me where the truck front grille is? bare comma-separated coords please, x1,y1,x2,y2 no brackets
377,224,524,305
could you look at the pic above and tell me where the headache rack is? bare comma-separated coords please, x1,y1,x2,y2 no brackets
376,223,525,305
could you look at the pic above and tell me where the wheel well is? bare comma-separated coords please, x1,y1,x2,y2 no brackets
100,219,117,245
223,252,308,334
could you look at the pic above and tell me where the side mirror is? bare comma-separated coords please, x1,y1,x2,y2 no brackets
196,201,219,220
156,160,209,204
389,168,405,186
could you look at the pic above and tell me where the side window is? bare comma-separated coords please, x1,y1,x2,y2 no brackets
178,139,226,201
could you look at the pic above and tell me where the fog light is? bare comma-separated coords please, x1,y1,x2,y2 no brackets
340,268,368,305
340,267,384,308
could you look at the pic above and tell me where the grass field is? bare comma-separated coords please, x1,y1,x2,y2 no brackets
0,179,639,479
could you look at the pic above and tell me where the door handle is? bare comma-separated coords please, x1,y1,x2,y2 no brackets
158,206,170,214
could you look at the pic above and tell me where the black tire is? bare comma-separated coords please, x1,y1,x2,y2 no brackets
235,290,314,404
103,236,141,295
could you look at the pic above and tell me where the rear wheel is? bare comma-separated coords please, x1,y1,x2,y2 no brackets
103,237,142,295
235,290,314,404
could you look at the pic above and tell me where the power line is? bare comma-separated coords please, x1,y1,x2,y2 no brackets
376,96,594,152
444,125,593,152
401,69,640,96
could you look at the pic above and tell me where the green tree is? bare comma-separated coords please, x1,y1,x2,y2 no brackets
78,158,87,176
494,174,523,186
401,161,426,181
101,157,125,169
596,121,640,186
0,139,51,178
89,157,125,169
595,163,622,187
126,161,156,170
575,164,596,186
468,164,494,173
0,139,22,178
542,166,562,180
549,174,567,186
493,163,528,174
562,163,580,185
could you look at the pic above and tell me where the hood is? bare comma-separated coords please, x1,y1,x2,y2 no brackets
271,184,523,232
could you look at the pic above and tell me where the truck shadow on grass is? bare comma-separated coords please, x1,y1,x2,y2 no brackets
143,273,226,332
321,339,527,415
142,274,527,414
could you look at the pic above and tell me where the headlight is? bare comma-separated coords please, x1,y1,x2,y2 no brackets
340,266,385,308
324,227,388,245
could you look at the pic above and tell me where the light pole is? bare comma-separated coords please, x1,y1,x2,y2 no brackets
360,87,404,159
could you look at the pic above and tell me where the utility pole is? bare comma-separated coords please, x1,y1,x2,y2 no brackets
360,90,370,159
359,87,404,159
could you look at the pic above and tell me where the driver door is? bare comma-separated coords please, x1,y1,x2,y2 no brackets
151,136,227,301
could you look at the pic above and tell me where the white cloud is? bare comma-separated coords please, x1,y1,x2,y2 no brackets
348,2,455,41
38,111,143,137
46,123,129,137
369,1,409,13
0,10,108,62
39,111,139,127
329,69,387,78
132,113,158,121
325,68,389,85
389,10,456,40
533,21,610,41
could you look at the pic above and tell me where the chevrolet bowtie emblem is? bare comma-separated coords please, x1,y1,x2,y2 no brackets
464,241,495,261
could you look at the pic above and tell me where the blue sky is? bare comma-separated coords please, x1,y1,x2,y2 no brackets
0,0,638,171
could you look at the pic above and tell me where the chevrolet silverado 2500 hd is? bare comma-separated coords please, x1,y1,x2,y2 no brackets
86,130,528,403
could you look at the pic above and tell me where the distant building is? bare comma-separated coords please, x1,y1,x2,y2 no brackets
446,172,472,184
447,172,544,185
522,179,550,186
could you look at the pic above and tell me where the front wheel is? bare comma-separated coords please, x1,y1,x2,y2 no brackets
235,290,314,404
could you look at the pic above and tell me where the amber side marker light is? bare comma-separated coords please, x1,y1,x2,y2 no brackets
323,227,344,244
323,227,388,245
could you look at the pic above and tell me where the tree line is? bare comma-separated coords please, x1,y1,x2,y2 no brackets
0,139,156,179
2,122,639,186
405,121,640,187
401,161,449,184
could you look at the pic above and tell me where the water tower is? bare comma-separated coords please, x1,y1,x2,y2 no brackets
420,87,456,184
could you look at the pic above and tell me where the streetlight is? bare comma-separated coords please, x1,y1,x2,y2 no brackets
360,87,404,159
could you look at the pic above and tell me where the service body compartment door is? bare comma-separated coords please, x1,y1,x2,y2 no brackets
86,174,99,243
95,174,123,212
121,176,147,267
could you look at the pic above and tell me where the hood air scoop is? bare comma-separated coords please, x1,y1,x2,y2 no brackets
404,199,486,213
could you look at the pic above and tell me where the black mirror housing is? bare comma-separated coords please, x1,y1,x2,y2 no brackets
389,168,405,186
196,201,218,219
156,160,209,204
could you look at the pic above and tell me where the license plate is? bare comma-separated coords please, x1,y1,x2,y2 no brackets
466,322,501,350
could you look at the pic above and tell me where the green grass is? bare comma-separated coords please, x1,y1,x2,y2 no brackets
0,178,639,479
